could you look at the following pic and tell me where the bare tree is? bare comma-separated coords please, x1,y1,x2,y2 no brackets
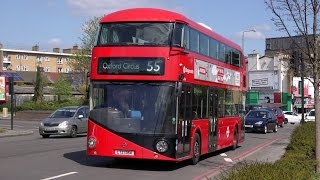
265,0,320,172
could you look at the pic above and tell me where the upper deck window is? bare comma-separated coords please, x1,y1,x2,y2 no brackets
96,23,173,46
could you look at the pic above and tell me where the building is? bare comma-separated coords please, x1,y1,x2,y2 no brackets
246,52,292,111
264,35,315,112
292,77,314,113
0,44,81,73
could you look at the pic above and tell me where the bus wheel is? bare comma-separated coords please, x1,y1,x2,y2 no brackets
191,133,201,165
232,128,238,150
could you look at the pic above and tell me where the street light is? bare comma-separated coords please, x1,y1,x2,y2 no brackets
242,29,256,54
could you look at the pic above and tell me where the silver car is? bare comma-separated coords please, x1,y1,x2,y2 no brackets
39,106,89,138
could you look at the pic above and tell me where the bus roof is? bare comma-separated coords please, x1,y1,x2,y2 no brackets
100,8,241,51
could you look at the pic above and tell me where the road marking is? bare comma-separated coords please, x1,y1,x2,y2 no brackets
193,137,283,180
220,153,227,157
224,158,233,162
40,172,78,180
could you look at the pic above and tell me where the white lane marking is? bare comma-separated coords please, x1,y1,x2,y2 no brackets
40,172,78,180
224,158,233,162
220,153,227,157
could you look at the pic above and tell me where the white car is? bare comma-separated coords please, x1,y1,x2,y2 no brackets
283,111,301,124
305,109,315,122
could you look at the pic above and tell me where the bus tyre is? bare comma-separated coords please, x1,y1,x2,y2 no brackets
70,126,77,138
232,128,238,150
191,133,201,165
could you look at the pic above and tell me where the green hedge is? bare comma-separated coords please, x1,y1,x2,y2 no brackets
221,122,317,180
16,99,87,111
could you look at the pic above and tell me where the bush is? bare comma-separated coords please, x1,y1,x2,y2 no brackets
16,99,87,111
221,122,317,180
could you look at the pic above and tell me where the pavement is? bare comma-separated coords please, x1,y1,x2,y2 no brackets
0,129,34,138
0,114,35,138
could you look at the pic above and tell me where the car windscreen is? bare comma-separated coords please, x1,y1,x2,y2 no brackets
309,110,315,116
49,108,77,118
246,111,268,119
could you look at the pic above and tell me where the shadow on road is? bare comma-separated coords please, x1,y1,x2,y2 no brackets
64,150,189,171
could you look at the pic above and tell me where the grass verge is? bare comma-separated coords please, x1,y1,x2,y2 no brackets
220,122,318,180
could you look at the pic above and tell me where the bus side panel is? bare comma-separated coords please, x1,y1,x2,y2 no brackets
87,120,175,161
192,119,209,155
216,117,239,150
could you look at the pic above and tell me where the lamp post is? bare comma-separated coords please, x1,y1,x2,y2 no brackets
242,29,256,54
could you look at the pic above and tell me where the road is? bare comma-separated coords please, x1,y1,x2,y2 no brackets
0,119,297,180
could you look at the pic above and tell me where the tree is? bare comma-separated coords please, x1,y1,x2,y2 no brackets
33,66,44,103
53,76,72,102
68,16,101,103
265,0,320,172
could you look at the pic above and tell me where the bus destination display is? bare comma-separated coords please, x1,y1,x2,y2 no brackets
98,58,164,75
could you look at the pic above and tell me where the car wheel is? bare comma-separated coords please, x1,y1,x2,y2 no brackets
70,126,77,138
263,125,268,134
273,124,278,133
191,133,201,165
232,128,238,150
42,134,50,138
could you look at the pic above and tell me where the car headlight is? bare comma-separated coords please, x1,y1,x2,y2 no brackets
255,121,264,125
88,137,96,149
59,121,69,128
156,140,168,153
40,122,44,126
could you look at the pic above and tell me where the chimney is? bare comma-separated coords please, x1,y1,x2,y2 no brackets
32,45,39,51
53,48,60,53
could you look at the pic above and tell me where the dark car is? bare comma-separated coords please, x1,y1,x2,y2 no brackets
261,107,285,127
39,106,89,138
245,109,278,134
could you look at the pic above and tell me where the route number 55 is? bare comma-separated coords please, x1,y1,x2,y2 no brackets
147,61,161,72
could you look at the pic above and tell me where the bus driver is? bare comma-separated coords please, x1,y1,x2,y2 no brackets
112,89,130,117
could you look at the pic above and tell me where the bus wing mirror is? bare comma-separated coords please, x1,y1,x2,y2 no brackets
175,82,182,96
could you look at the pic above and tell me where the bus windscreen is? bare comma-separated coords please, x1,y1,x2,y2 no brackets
96,23,173,46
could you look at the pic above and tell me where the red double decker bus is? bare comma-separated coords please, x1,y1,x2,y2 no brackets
87,8,247,164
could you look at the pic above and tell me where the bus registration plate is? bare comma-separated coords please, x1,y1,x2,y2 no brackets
114,150,135,156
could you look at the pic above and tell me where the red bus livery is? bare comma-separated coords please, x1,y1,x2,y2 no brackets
87,8,247,164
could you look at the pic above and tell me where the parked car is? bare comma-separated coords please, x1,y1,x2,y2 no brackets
283,111,301,124
305,109,315,122
39,106,89,138
245,109,278,134
261,107,285,127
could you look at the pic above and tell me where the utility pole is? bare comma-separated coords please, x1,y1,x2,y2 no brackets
300,52,305,123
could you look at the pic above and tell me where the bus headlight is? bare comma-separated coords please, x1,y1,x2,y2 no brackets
156,140,168,153
88,137,96,149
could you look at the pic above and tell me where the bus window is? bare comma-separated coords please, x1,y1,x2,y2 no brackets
225,46,232,64
232,50,241,67
172,23,184,47
183,26,190,49
218,43,226,62
189,28,199,53
209,39,219,59
199,33,209,56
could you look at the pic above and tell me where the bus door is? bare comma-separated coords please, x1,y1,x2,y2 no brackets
208,88,219,152
176,84,192,158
